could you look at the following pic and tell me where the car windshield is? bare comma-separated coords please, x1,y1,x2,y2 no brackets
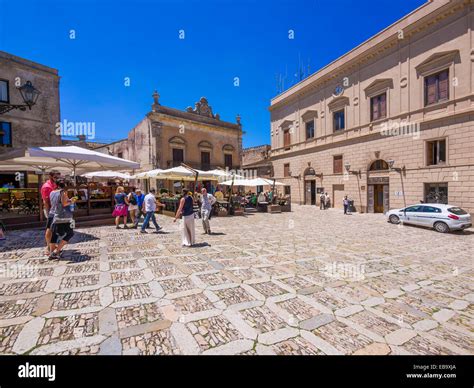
448,207,468,215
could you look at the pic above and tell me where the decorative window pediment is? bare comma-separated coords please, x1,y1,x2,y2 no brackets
198,140,213,150
169,136,186,146
301,109,318,121
364,78,393,98
222,144,235,152
415,50,460,75
328,96,349,112
279,119,293,129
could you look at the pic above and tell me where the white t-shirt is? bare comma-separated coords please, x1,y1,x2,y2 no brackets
201,193,216,211
144,193,157,212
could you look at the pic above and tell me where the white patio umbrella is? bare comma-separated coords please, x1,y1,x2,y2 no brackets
132,169,165,179
81,170,132,180
199,169,244,180
158,166,207,181
220,177,285,186
0,146,140,181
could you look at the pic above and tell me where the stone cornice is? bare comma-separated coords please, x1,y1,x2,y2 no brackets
269,0,469,111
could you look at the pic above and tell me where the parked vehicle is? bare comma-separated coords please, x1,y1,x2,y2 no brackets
386,204,472,233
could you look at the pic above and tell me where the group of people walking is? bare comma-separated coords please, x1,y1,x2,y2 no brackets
112,186,217,247
112,186,164,233
41,170,220,259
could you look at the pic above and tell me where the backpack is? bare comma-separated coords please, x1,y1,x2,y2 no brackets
52,191,74,225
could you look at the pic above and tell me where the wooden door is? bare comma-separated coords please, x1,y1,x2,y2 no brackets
374,184,384,213
383,184,390,213
305,181,312,205
333,184,345,209
310,181,316,205
368,185,374,213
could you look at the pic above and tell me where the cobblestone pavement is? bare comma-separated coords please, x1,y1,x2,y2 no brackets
0,206,473,355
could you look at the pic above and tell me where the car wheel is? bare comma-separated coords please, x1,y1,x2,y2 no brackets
434,221,449,233
389,214,400,224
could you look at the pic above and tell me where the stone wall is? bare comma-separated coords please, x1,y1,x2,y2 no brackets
272,114,474,213
0,51,61,151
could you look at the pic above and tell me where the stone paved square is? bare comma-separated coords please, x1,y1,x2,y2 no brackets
214,286,256,306
187,315,243,351
173,293,215,314
38,313,99,345
272,337,323,355
112,284,152,302
239,306,287,333
0,207,472,355
276,297,320,322
116,303,164,329
122,329,181,355
312,320,374,355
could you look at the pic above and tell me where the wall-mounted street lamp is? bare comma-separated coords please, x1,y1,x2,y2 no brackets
0,81,41,115
344,162,361,177
388,159,406,173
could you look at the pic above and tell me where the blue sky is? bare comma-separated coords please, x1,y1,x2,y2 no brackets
0,0,425,148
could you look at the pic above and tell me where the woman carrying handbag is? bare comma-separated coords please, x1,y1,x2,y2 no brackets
113,186,129,229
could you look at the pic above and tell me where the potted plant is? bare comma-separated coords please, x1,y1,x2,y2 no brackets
232,201,244,216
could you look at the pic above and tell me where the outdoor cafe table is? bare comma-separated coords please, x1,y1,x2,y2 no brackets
257,201,269,212
216,200,229,211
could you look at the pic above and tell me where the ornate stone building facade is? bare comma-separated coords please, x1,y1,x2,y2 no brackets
270,0,474,214
96,92,243,187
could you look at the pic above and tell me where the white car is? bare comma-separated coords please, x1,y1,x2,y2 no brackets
387,203,472,233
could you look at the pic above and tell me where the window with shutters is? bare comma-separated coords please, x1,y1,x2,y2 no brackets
283,129,291,149
172,148,184,164
427,139,446,166
333,110,345,131
224,154,233,168
370,93,387,121
201,152,210,170
0,122,12,146
284,163,290,177
424,69,449,106
333,155,343,174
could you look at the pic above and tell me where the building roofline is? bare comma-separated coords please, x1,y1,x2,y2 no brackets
149,105,242,131
0,50,59,76
93,138,128,148
269,0,460,110
243,144,271,151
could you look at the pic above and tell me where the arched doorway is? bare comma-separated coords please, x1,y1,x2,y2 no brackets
304,167,317,205
367,159,389,213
